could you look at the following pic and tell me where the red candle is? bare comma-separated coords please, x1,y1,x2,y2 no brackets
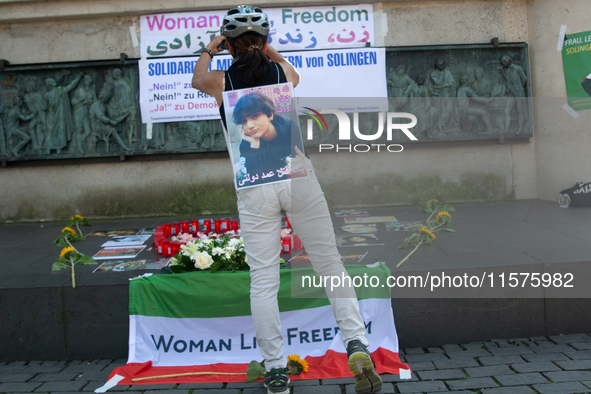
190,220,199,233
284,216,291,229
203,219,212,233
163,223,172,238
222,219,231,232
172,222,181,236
292,234,302,251
282,235,292,254
230,219,240,231
181,220,190,234
214,219,222,233
171,242,181,256
161,240,171,256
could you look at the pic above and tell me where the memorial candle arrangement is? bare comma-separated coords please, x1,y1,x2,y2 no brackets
154,218,241,257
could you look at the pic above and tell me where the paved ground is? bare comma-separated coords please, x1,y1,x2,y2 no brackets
2,333,591,394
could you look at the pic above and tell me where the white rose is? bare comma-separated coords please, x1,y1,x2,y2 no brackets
191,252,213,270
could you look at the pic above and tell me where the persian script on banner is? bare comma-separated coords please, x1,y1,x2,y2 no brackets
139,5,374,58
221,82,307,190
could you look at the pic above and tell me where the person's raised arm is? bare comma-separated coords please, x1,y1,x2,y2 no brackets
265,44,301,88
192,35,227,105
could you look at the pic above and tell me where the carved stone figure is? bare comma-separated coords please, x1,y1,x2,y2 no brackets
0,101,6,156
142,122,166,150
70,75,97,154
171,121,209,149
500,55,528,134
471,67,492,97
405,73,438,139
24,77,47,152
429,57,457,133
5,96,34,157
388,64,415,110
457,74,494,134
43,74,83,154
89,88,131,152
108,69,136,147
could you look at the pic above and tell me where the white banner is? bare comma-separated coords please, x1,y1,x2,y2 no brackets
138,55,230,123
140,5,374,58
128,299,398,366
139,48,387,123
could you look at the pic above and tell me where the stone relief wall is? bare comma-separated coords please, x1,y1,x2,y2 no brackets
0,44,530,162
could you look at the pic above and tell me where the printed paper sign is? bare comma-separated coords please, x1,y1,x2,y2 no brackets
336,234,384,247
562,30,591,111
139,47,387,123
139,5,374,58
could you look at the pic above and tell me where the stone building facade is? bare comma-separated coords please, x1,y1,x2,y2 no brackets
0,0,588,222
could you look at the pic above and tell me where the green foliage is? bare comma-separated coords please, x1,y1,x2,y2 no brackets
52,258,68,271
287,359,305,375
78,255,98,265
397,233,419,250
51,214,94,288
168,234,250,274
53,232,85,247
246,360,266,383
67,216,92,227
397,200,456,268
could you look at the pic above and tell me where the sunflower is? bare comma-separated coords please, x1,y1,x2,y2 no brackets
62,227,76,235
418,226,436,241
436,211,451,221
73,214,84,220
60,246,75,257
287,354,309,373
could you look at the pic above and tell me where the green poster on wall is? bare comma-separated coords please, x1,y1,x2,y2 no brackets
562,30,591,111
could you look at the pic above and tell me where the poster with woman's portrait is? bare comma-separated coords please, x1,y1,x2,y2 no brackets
222,82,307,190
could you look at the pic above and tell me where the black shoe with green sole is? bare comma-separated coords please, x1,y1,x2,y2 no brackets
347,340,383,394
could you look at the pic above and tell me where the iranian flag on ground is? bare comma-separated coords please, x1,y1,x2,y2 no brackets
102,263,410,389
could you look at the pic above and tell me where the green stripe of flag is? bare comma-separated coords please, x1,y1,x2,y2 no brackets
130,264,391,318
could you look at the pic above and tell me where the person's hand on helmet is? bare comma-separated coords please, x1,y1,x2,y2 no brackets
206,35,227,55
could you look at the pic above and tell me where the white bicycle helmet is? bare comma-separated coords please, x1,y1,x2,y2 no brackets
221,5,270,38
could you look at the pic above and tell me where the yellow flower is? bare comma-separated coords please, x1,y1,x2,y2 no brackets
418,227,436,241
60,246,75,257
287,354,309,373
436,211,451,221
73,214,84,220
62,227,76,235
434,199,439,202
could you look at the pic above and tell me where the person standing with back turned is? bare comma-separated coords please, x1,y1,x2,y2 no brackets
192,6,382,394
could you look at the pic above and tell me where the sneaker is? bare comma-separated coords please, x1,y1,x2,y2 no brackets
263,368,290,394
347,340,383,394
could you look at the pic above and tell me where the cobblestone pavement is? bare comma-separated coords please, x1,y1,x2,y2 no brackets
2,334,591,394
